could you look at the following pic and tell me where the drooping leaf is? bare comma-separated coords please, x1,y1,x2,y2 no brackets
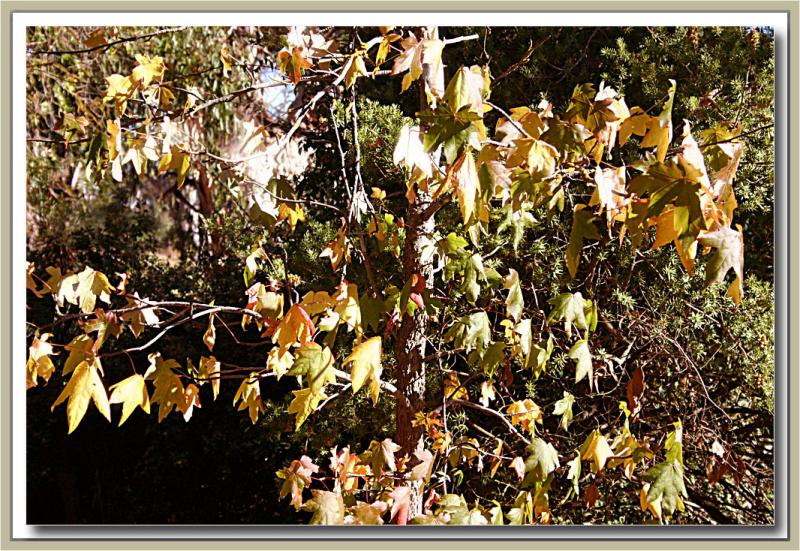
148,354,186,423
698,225,744,304
198,355,221,400
393,124,433,179
389,486,411,525
460,253,486,304
51,359,111,434
277,455,320,510
579,429,614,473
108,374,150,426
552,391,575,431
503,268,524,322
287,387,327,430
342,336,383,405
27,333,57,389
568,339,593,385
410,449,435,484
203,311,216,352
232,372,265,424
566,205,601,279
644,460,687,516
319,227,352,271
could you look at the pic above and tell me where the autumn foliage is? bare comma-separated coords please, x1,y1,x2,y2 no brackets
26,25,774,525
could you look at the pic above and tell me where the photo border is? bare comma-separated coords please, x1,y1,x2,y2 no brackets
2,2,797,549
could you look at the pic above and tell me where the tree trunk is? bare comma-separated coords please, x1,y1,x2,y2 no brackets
394,190,434,519
393,25,443,521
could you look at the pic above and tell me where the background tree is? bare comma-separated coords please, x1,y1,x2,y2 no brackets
26,25,773,525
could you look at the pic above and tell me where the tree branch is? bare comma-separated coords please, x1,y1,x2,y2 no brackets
30,26,188,56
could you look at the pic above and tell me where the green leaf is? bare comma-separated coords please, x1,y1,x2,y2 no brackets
444,311,491,354
568,339,593,385
644,461,687,516
287,343,335,396
503,269,524,322
523,437,560,484
304,490,345,525
359,293,385,332
697,225,744,303
566,205,601,279
419,104,484,165
547,292,589,338
461,253,486,304
628,159,705,237
552,391,575,431
443,65,488,115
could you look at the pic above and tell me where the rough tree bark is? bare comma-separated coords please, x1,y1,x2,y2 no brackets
393,25,444,521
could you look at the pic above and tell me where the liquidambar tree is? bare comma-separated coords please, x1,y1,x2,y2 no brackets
25,25,774,525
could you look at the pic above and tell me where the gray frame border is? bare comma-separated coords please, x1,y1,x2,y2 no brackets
2,2,796,549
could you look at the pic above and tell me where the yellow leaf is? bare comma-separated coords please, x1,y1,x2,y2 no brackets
148,354,185,422
319,227,352,271
108,374,150,426
299,290,336,318
220,44,233,75
640,483,663,519
106,119,122,160
159,86,175,109
51,360,111,434
122,135,159,175
198,355,221,399
203,312,216,352
182,383,202,421
342,336,383,406
233,373,265,424
444,372,469,401
120,292,160,337
243,282,284,328
333,282,361,336
266,346,294,380
277,203,305,232
287,387,327,430
158,145,191,188
272,304,315,348
103,74,133,115
580,429,614,473
27,333,57,389
506,399,543,434
131,54,165,88
344,54,369,89
75,266,114,314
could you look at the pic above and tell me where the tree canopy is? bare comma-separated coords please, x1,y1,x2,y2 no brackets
26,25,774,525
